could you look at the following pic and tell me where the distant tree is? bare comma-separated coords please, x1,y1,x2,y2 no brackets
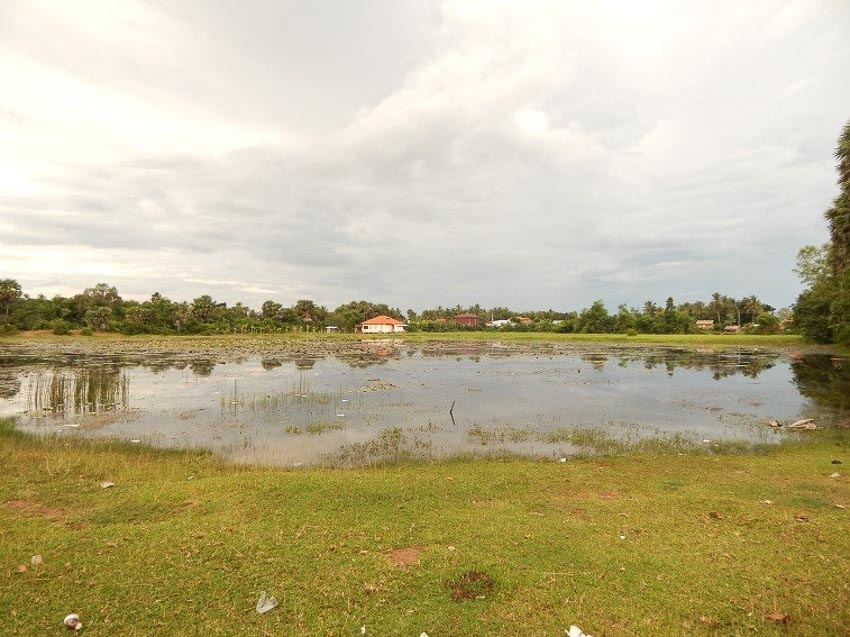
174,302,192,334
293,299,327,327
0,279,22,324
84,306,113,331
261,300,283,320
710,292,724,325
614,304,636,333
578,300,612,333
191,295,216,322
740,295,764,325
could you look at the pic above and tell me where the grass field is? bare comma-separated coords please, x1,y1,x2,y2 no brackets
2,417,849,636
2,329,834,352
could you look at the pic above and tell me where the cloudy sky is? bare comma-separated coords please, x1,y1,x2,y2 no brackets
1,0,849,312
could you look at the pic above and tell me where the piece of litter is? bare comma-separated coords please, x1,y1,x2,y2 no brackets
420,633,430,637
835,504,846,509
361,625,366,635
31,555,43,566
618,535,626,540
341,399,349,403
830,472,840,478
760,499,773,505
63,423,80,428
568,625,593,637
63,614,82,631
336,414,345,417
130,439,140,444
448,545,456,551
767,418,781,428
702,439,711,443
787,418,816,430
558,457,567,463
100,481,114,489
256,591,278,614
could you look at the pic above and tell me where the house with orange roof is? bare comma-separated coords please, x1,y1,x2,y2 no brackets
355,315,408,334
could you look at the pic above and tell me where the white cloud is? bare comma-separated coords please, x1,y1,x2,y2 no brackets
2,0,849,311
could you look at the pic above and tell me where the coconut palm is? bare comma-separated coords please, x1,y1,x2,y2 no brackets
825,120,850,275
0,279,22,324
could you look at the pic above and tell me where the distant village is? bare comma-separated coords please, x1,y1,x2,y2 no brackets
0,281,791,336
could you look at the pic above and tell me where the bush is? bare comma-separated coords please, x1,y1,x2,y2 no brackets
0,324,18,337
79,327,94,336
625,328,638,337
51,320,71,335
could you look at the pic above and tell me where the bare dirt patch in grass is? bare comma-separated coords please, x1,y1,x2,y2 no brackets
5,499,64,518
446,570,495,601
387,546,422,567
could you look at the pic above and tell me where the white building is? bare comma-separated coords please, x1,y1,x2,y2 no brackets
356,315,408,333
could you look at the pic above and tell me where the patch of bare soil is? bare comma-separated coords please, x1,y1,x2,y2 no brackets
387,546,422,567
446,570,495,601
5,499,64,518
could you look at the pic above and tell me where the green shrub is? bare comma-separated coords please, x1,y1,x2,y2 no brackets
51,320,71,335
79,327,94,336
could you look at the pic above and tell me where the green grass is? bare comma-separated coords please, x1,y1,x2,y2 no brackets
2,418,849,635
6,329,849,357
0,329,811,346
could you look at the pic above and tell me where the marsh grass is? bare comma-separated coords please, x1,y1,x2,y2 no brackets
2,417,850,635
26,368,129,418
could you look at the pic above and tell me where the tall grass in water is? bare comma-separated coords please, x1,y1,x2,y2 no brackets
26,368,129,418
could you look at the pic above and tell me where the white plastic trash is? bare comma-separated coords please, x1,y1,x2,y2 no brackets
63,614,83,631
256,591,278,614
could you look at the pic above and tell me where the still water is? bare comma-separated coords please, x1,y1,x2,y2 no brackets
1,341,848,466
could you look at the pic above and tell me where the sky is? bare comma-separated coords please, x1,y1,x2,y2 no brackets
1,0,849,313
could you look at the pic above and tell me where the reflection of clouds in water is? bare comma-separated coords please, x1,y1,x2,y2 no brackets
2,343,849,465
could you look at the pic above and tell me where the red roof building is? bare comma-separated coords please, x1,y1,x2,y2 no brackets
355,315,408,334
453,313,481,327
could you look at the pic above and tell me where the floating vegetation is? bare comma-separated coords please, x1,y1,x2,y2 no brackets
305,421,344,434
333,427,409,466
359,378,398,392
467,425,532,445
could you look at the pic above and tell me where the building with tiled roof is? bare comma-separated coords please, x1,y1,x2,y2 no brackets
355,315,408,334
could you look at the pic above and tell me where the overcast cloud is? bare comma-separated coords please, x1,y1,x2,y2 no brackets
2,0,849,311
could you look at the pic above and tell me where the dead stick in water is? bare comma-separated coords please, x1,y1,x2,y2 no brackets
449,399,456,426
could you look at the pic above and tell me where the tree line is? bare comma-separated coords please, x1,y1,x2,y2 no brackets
0,280,784,336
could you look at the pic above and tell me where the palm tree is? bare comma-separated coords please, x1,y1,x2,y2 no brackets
710,292,724,325
825,120,850,275
0,279,22,324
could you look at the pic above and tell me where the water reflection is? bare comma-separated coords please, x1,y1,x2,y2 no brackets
25,367,129,417
791,355,850,420
1,342,848,466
